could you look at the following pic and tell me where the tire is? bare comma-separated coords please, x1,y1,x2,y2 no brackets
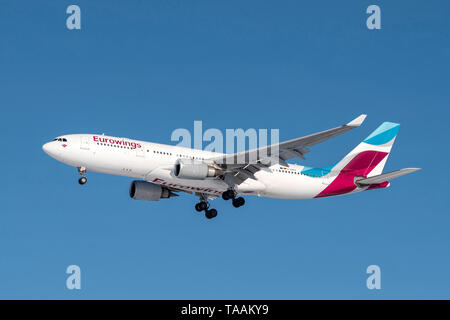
78,177,87,185
199,202,208,211
205,209,218,219
222,190,234,200
233,197,245,208
209,208,217,218
195,203,203,212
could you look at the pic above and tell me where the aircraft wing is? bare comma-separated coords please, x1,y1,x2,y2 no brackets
211,114,367,185
355,168,421,185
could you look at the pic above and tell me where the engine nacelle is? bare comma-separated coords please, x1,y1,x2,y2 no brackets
129,180,175,201
173,159,221,180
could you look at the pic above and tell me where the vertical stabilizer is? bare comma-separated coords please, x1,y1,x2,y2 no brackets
332,122,400,177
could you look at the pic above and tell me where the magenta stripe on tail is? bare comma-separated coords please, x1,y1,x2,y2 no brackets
315,151,388,198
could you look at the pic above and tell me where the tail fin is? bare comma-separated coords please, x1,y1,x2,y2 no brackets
332,122,400,177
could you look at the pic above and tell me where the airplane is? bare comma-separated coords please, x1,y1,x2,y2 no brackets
42,115,420,219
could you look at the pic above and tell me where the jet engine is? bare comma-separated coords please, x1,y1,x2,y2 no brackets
129,180,177,201
173,159,221,180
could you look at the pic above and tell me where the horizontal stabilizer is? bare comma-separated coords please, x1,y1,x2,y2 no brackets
356,168,421,185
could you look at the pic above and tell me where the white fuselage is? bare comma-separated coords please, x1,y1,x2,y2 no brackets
42,134,336,199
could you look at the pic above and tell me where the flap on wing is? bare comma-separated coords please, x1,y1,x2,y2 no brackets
356,168,421,185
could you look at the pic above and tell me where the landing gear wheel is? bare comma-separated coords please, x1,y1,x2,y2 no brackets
199,202,208,211
205,208,218,219
232,197,245,208
222,190,235,201
77,167,87,185
195,201,208,212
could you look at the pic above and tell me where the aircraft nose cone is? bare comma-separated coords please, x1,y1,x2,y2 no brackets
42,142,59,158
42,142,50,154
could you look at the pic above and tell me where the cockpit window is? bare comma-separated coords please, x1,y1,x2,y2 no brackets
53,138,67,142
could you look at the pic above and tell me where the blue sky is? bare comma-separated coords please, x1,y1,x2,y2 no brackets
0,0,448,299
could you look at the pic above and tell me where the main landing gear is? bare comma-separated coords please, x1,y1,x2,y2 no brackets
77,167,87,185
195,201,218,219
222,189,245,208
194,190,245,220
195,195,218,219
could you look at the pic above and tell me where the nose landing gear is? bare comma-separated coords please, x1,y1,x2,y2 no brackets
78,176,87,185
77,167,87,185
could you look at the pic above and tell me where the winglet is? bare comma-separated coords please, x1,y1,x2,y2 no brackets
347,114,367,127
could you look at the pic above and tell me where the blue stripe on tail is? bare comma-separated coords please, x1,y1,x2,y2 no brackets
363,122,400,145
